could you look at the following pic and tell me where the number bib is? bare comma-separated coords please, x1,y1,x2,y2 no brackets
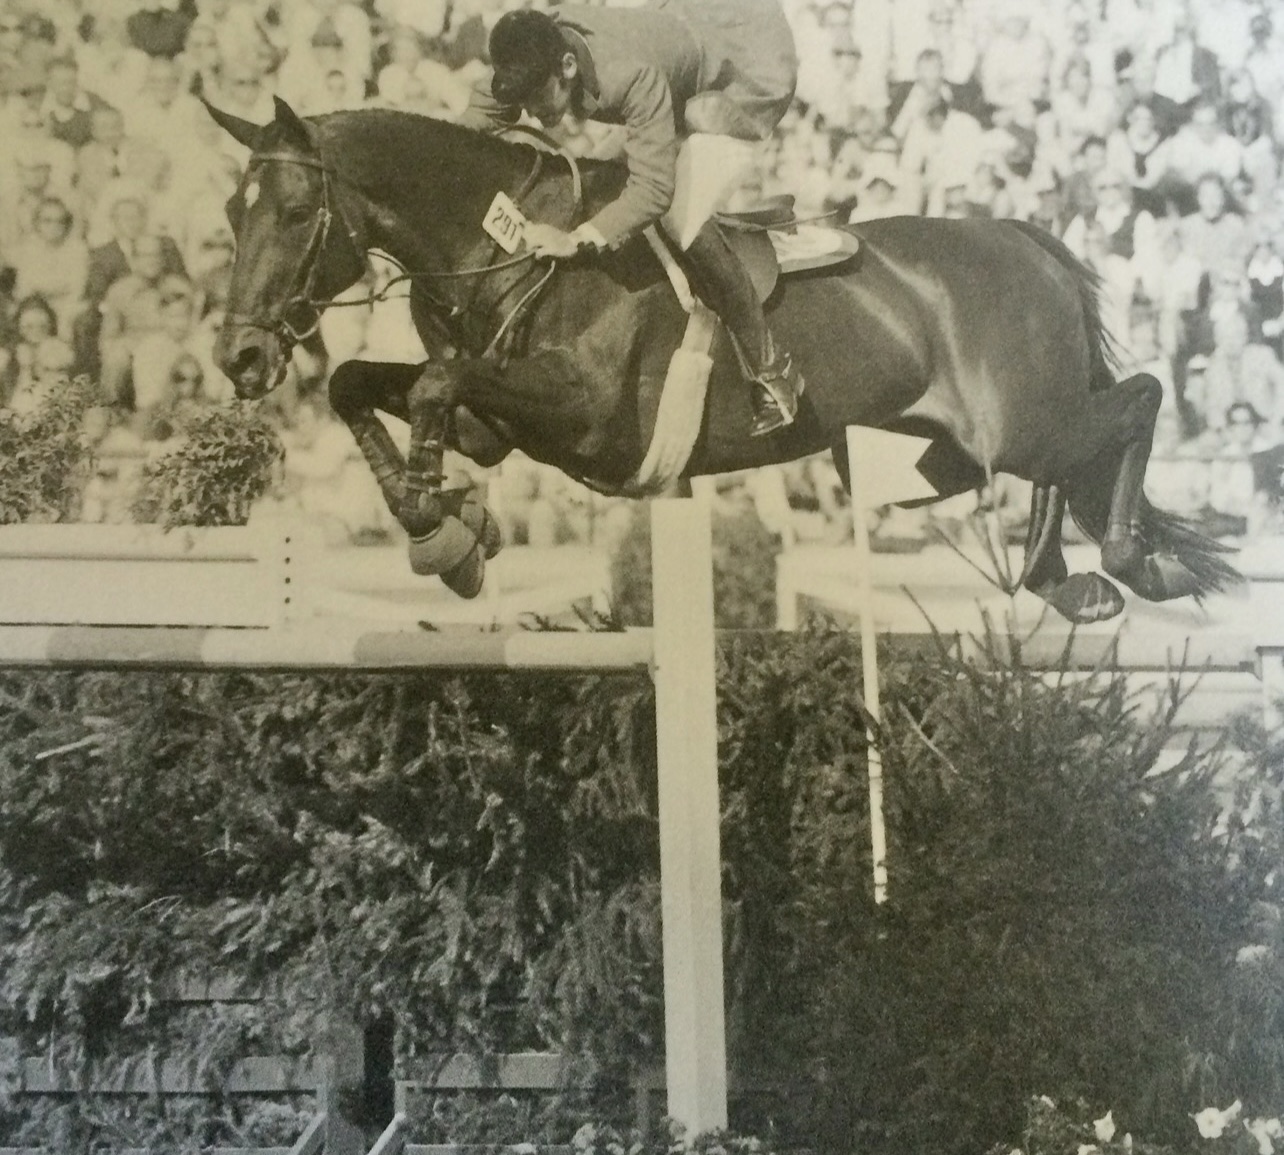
483,191,527,254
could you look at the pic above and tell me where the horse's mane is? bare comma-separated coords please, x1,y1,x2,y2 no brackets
310,107,622,188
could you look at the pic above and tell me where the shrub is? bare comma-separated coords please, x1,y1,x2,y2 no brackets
133,405,283,526
0,378,97,523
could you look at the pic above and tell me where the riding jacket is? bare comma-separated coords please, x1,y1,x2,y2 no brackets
457,0,797,248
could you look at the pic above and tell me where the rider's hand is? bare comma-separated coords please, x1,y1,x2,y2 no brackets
522,223,583,259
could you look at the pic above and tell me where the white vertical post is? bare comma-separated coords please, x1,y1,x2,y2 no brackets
846,427,889,905
650,495,728,1136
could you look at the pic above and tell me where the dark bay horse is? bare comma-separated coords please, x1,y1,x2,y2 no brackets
210,97,1238,622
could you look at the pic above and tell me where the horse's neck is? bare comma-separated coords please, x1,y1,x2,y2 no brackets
327,114,532,276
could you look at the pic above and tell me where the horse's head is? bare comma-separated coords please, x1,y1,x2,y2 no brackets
208,96,367,399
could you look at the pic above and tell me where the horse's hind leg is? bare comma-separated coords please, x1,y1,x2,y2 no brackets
1068,372,1207,602
1019,483,1126,623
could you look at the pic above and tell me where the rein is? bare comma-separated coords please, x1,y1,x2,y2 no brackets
229,136,576,360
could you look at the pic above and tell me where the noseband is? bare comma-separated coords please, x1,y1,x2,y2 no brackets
223,152,342,348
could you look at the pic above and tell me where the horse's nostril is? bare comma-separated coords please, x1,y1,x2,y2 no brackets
230,346,264,377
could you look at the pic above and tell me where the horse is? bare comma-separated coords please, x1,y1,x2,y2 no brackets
208,96,1238,623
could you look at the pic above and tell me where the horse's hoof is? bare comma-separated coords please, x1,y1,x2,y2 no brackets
1133,554,1204,602
408,515,477,577
458,493,503,560
1041,572,1125,624
441,543,486,599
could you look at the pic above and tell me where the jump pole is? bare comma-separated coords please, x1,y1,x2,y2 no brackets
844,425,936,906
649,493,728,1135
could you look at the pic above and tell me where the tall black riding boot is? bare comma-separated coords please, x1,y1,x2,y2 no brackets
683,223,803,437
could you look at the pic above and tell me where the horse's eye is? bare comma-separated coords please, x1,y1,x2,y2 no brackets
283,205,314,227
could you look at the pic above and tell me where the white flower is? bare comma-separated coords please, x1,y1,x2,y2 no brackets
1246,1118,1277,1155
1123,1134,1133,1150
1238,944,1271,964
1078,1145,1099,1155
1195,1101,1243,1139
1094,1111,1117,1142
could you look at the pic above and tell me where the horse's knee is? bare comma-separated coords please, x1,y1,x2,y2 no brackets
1119,372,1163,434
328,359,371,419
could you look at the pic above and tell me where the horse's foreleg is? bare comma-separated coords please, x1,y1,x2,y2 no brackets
402,362,503,596
329,359,420,518
402,364,455,540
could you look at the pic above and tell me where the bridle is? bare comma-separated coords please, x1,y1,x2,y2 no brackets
223,152,343,348
223,137,577,362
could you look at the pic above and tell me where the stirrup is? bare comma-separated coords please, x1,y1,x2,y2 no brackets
749,354,802,438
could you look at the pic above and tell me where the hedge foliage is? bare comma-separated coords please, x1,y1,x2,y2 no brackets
1,627,1281,1153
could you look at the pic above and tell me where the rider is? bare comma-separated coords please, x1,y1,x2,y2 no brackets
457,2,802,437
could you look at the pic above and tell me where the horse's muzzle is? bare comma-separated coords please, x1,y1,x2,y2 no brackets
214,326,286,400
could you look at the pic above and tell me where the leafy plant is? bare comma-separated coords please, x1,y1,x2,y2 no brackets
0,377,97,523
132,405,283,526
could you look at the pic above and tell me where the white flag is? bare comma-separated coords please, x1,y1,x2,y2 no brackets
846,426,939,509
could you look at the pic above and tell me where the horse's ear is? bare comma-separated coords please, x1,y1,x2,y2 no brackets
201,98,265,151
272,96,318,152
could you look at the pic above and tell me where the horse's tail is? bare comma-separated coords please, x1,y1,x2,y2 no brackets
1006,219,1122,388
1006,221,1240,598
1067,478,1242,598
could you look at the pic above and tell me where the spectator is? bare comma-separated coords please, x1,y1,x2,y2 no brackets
1191,308,1284,433
84,192,186,307
1137,220,1203,362
1177,173,1251,282
97,233,191,404
0,295,59,408
280,0,371,97
899,96,984,215
1160,100,1245,211
1152,9,1220,114
1,138,74,253
1045,56,1117,175
129,289,201,414
849,152,917,222
1064,166,1158,268
1243,10,1284,112
1193,0,1256,75
1248,237,1284,357
374,0,449,45
10,196,88,337
924,1,979,106
1144,403,1210,519
376,24,470,118
75,12,149,108
42,56,99,147
1,58,49,136
1105,100,1173,213
1207,400,1273,535
890,47,952,141
178,19,222,97
978,10,1049,122
76,105,144,218
125,54,206,162
1222,69,1278,205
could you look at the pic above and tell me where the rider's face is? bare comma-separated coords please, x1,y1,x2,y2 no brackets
525,55,577,128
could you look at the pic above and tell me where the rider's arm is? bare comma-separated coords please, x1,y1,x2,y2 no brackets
581,64,678,247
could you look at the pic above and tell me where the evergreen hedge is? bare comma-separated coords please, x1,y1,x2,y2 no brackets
1,629,1280,1153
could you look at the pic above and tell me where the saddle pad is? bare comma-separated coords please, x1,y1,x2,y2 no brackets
770,224,861,275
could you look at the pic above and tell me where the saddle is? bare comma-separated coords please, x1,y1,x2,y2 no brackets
712,194,860,303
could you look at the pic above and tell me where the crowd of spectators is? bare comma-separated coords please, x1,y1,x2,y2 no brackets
0,0,1282,543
